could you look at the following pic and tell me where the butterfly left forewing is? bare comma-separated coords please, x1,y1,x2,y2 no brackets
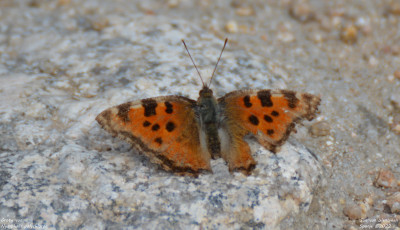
96,96,212,176
218,89,320,173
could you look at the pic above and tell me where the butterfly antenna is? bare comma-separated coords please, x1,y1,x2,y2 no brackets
208,38,228,87
182,39,205,87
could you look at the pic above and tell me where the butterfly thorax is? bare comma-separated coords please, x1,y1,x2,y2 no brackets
196,86,221,159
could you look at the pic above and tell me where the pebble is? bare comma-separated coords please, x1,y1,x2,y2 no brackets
331,16,343,29
310,32,325,43
138,2,156,14
343,225,358,230
341,25,358,44
309,121,331,137
277,31,295,43
394,70,400,80
58,0,71,5
389,100,400,135
167,0,180,8
28,0,40,7
387,192,400,214
393,124,400,135
235,6,254,16
388,2,400,15
343,203,365,220
90,16,110,31
387,75,395,82
368,56,379,67
374,169,397,188
225,21,238,33
381,45,400,55
355,17,371,35
289,0,315,22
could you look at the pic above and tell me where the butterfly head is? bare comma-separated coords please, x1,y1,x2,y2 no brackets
199,86,214,98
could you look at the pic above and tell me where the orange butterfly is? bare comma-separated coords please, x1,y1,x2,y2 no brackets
96,39,320,177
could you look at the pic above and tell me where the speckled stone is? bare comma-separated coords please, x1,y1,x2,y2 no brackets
375,169,397,188
387,192,400,214
0,1,325,229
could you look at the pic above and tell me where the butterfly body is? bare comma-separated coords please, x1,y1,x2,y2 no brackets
96,39,320,177
196,86,222,159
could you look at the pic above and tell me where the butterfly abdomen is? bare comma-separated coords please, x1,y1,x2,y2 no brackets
204,123,221,159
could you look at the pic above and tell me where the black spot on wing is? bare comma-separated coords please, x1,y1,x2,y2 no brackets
243,95,252,108
282,90,299,108
151,124,160,131
142,99,157,117
143,121,151,127
248,115,259,125
117,102,132,122
271,110,279,117
257,90,273,107
267,129,274,135
166,122,175,132
165,101,173,114
155,137,162,144
264,115,273,123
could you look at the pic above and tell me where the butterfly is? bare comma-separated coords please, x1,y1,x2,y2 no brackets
96,39,321,177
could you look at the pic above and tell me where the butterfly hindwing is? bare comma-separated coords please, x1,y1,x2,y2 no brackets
218,89,320,172
96,96,212,176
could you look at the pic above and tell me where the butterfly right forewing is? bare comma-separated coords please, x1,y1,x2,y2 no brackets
96,95,212,176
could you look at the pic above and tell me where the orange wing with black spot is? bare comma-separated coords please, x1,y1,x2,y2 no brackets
218,89,320,173
96,96,211,176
